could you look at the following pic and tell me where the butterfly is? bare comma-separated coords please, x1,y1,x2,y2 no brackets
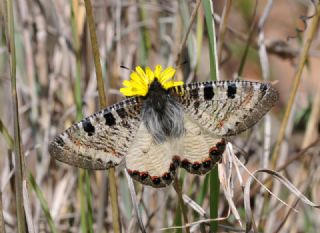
49,65,278,188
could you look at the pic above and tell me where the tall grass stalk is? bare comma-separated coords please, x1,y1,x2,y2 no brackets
1,120,56,233
70,1,94,232
0,119,13,233
202,0,219,232
4,0,27,232
29,174,57,233
83,0,121,232
173,177,190,233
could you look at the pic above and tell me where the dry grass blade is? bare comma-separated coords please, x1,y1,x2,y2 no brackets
219,145,241,227
83,0,121,232
22,180,35,233
0,192,5,233
3,0,27,232
29,174,57,233
182,194,207,218
244,169,320,233
124,170,146,233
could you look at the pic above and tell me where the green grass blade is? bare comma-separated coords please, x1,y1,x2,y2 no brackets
209,167,220,232
85,171,94,233
173,201,182,233
0,119,14,150
138,0,151,67
29,174,57,233
70,1,94,232
203,1,220,232
202,0,218,81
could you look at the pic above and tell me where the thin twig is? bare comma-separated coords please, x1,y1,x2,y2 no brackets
83,0,121,232
217,0,233,63
175,0,202,66
235,138,320,205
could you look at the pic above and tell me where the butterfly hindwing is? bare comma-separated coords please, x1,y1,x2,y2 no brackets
179,116,225,174
171,80,278,136
126,123,179,188
126,116,226,188
49,97,142,169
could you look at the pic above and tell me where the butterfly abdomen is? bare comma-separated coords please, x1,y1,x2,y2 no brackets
142,79,184,143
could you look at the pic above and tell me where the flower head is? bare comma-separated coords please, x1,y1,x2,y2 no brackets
120,65,184,97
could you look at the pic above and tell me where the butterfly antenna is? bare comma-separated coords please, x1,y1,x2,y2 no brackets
120,65,134,73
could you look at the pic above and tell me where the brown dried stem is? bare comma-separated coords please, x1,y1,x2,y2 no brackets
83,0,121,232
4,0,27,232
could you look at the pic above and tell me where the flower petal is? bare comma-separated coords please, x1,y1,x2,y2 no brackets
163,81,184,89
130,72,146,85
135,66,146,79
154,65,162,79
159,66,176,83
145,66,154,84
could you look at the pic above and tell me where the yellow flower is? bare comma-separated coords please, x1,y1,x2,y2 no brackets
120,65,184,97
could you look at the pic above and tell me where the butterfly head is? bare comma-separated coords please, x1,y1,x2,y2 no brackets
120,65,184,97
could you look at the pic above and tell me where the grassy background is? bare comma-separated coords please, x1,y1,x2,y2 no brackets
1,0,320,232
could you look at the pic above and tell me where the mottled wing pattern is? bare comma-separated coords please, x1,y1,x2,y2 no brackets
126,123,179,188
49,97,142,169
179,116,226,175
126,116,227,188
171,80,278,136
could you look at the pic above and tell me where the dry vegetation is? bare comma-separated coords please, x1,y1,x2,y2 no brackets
0,0,320,233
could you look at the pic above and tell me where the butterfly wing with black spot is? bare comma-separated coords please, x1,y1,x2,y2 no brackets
171,80,278,136
49,97,142,169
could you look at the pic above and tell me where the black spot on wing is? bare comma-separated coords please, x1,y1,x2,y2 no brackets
116,108,127,119
190,89,199,99
55,136,65,146
194,101,200,109
227,83,237,99
260,83,268,91
82,119,95,136
203,83,214,100
104,111,116,126
260,83,268,96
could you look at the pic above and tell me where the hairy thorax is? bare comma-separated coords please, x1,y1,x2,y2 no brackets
141,79,185,143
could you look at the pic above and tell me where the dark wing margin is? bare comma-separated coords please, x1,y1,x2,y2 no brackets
170,80,278,136
49,97,142,169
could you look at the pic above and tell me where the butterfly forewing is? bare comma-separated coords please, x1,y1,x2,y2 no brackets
171,80,278,136
49,97,142,169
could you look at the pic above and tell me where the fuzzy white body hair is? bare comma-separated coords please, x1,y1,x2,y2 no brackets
141,96,185,144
